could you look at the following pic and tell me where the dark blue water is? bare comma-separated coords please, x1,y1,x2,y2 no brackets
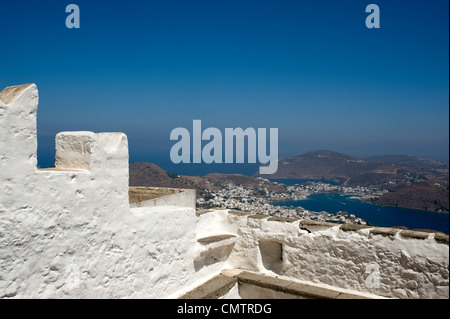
273,193,449,234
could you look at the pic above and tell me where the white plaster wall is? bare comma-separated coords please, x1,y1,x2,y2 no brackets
196,210,449,299
280,226,449,299
0,84,199,298
196,210,241,240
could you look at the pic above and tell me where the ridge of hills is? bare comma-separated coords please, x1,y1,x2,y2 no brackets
260,149,448,184
129,150,449,213
264,150,448,213
129,162,285,199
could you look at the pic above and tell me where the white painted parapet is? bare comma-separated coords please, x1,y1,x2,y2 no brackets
195,210,449,299
0,84,198,298
0,84,38,177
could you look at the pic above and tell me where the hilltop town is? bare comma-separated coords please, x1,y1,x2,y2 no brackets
196,178,385,225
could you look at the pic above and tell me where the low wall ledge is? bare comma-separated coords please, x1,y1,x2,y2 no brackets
369,227,400,238
267,216,297,223
195,210,449,245
248,214,269,220
228,210,252,217
340,224,372,232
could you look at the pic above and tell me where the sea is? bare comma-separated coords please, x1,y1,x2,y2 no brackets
272,186,449,235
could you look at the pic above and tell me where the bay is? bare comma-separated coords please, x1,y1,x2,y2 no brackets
273,192,449,234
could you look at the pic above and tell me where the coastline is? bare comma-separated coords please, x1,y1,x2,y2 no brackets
271,184,449,216
358,196,450,215
271,192,449,234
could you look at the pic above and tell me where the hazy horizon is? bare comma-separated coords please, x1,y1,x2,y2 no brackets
37,144,449,177
1,0,448,171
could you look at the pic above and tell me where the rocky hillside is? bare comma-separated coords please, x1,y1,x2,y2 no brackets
257,150,449,213
260,150,448,186
129,162,285,199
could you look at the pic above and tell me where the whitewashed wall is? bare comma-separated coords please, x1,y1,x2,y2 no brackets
0,84,199,298
198,210,449,299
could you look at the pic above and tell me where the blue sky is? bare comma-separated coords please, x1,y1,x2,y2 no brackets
0,0,448,174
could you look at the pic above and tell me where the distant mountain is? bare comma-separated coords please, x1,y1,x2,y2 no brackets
365,155,449,170
129,163,260,190
256,150,449,213
365,181,449,213
129,162,190,189
260,150,374,183
365,154,423,164
260,150,448,186
129,162,285,199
